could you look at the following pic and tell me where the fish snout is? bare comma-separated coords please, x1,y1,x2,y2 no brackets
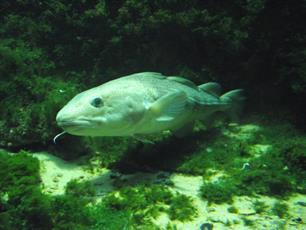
56,111,92,130
56,111,77,128
56,110,68,126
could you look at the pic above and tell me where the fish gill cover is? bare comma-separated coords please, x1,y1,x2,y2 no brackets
0,0,305,229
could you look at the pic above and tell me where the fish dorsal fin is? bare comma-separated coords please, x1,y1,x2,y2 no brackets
167,76,198,89
149,91,187,122
198,82,222,96
129,72,165,79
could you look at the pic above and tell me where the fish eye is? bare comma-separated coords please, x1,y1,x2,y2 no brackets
90,97,103,108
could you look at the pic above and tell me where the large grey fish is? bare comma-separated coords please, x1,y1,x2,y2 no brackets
56,72,244,137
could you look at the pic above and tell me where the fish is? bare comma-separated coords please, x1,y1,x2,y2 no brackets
56,72,244,137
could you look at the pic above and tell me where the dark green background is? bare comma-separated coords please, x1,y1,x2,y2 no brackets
1,0,306,149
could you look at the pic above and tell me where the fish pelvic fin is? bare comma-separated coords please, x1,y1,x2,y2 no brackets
220,89,245,122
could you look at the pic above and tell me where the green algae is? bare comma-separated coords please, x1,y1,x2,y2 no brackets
241,217,254,227
252,200,267,214
227,206,238,213
65,179,96,198
182,122,306,204
168,194,197,221
271,201,289,219
102,184,196,224
0,150,52,229
200,180,236,204
1,150,197,229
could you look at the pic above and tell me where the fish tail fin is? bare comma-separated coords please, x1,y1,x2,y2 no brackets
220,89,245,122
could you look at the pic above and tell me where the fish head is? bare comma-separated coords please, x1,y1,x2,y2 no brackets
56,86,144,136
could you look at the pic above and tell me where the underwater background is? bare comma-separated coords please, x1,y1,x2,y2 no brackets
0,0,305,229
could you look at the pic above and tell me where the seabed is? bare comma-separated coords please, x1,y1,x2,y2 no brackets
32,152,305,230
1,121,305,229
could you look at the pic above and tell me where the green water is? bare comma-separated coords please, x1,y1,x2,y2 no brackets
0,1,305,229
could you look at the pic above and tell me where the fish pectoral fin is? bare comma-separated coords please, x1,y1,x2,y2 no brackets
149,91,187,122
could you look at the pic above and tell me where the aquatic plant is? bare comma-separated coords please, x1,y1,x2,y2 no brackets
168,194,197,221
252,200,267,214
241,217,254,227
237,167,292,196
50,195,94,229
88,204,132,230
227,206,238,214
0,150,53,229
200,179,236,204
100,184,197,225
271,201,289,219
65,179,96,198
0,150,40,192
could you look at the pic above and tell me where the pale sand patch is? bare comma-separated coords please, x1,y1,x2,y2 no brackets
223,124,261,141
170,173,203,197
32,152,113,195
249,144,272,156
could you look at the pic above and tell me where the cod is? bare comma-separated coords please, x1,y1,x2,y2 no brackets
56,72,244,137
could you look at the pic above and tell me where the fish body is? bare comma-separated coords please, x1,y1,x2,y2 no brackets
56,72,244,137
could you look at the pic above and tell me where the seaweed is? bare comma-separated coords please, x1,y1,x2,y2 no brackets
200,180,236,204
227,206,238,213
241,217,254,227
65,179,96,198
168,194,197,221
252,200,267,214
50,195,93,230
271,201,289,219
0,150,53,229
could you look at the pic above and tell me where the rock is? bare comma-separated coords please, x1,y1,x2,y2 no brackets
292,217,302,223
208,216,229,224
200,223,213,230
240,211,256,216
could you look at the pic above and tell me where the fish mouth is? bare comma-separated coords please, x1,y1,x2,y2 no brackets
57,119,91,130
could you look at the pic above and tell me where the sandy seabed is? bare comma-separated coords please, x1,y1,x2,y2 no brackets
32,152,306,230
